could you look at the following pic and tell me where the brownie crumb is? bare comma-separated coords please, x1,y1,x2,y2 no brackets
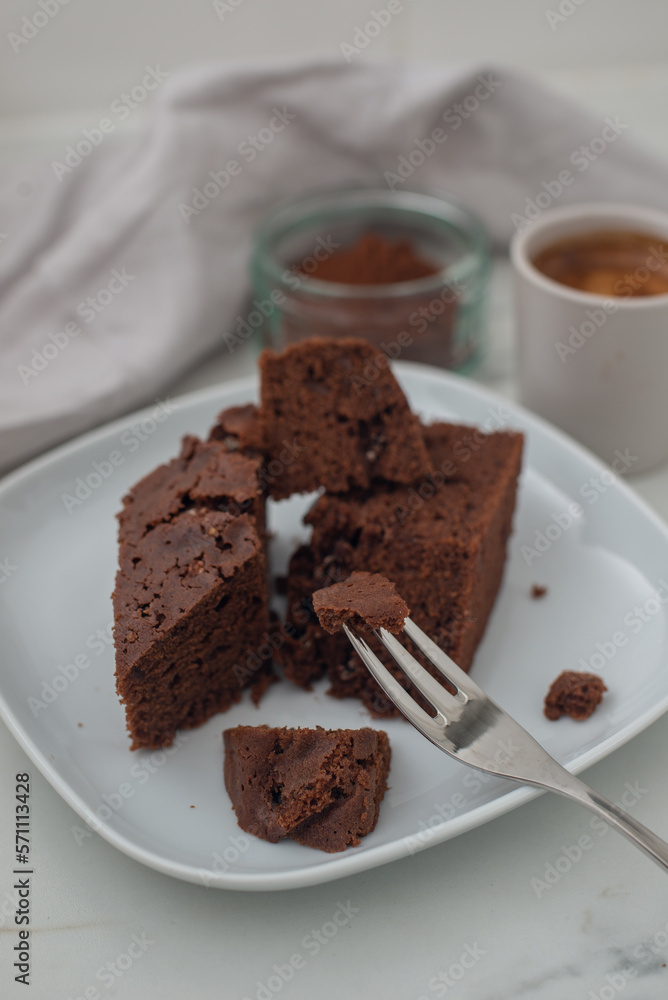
531,584,548,599
313,571,409,635
544,671,607,721
223,725,391,853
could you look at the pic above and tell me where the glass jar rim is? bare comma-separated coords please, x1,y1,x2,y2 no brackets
251,186,490,300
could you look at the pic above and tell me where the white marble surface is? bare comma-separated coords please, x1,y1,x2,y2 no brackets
3,67,668,1000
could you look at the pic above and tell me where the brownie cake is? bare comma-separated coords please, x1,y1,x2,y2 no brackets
279,421,523,716
257,337,432,499
313,571,410,635
113,434,272,750
544,671,607,721
209,403,263,454
223,725,391,852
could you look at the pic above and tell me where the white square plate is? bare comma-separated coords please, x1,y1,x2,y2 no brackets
1,362,667,890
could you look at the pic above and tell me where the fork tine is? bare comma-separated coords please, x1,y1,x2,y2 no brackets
404,618,484,701
375,628,464,716
343,625,444,742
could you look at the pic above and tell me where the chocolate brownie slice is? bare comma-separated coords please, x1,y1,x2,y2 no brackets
544,671,607,721
280,421,523,715
113,434,272,750
223,725,390,852
209,404,263,454
258,336,432,499
313,571,409,635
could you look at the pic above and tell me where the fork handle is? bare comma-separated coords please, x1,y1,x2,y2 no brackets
544,770,668,873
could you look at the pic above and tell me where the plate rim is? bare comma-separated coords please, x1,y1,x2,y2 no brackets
2,361,668,891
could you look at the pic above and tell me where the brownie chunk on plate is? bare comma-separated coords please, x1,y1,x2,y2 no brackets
208,403,263,454
258,336,432,499
280,421,524,716
544,671,607,721
223,725,391,852
113,434,272,750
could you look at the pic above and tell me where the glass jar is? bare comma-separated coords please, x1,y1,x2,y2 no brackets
250,187,490,371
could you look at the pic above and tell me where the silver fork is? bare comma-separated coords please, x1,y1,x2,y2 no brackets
343,617,668,871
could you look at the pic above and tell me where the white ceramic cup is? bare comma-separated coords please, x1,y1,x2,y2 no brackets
511,202,668,475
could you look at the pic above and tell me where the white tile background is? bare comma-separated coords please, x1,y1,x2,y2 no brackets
1,0,668,121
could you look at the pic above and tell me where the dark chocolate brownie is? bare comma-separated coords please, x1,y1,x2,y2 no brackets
113,434,272,750
258,336,432,499
223,725,391,852
544,671,607,721
313,571,409,635
280,421,523,716
274,544,346,689
209,403,263,454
